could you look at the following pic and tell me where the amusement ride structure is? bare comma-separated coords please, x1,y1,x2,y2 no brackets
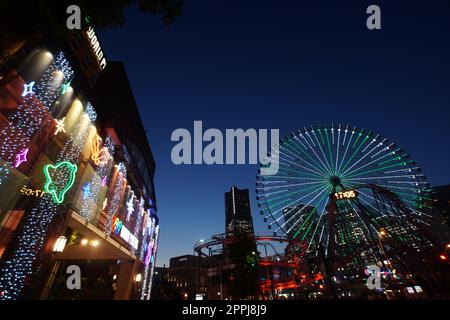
255,124,448,298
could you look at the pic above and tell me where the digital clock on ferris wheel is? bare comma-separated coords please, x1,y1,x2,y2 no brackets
332,190,359,201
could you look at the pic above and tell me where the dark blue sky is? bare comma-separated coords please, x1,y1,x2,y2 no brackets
99,0,450,266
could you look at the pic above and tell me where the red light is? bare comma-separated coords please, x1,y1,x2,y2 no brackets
439,254,447,261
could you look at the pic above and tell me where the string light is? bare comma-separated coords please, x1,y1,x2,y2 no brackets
130,196,145,255
146,225,160,300
0,95,50,165
0,163,10,186
106,162,127,235
35,52,74,110
85,102,97,122
0,98,94,300
80,136,115,222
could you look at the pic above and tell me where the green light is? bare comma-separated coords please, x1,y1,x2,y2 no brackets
43,161,78,204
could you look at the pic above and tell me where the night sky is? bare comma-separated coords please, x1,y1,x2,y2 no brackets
98,0,450,266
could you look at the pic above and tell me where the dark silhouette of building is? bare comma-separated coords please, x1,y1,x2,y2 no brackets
225,186,254,236
223,186,258,299
165,255,208,300
431,185,450,244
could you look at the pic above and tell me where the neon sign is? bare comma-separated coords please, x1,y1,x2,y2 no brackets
86,27,107,70
111,215,139,250
22,81,35,97
43,161,78,204
91,134,110,166
14,148,29,168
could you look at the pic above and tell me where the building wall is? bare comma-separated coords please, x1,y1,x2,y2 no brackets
0,32,159,300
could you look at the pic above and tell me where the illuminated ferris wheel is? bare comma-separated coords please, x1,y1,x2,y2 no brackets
256,124,435,267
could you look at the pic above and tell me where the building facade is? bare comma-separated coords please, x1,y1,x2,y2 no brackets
223,186,258,299
0,27,159,300
225,186,255,236
165,255,208,300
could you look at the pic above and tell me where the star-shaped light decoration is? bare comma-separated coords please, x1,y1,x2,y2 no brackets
103,197,108,210
139,197,145,216
22,81,35,97
14,148,29,168
82,183,92,200
126,194,135,221
101,176,107,187
54,117,66,136
61,81,72,95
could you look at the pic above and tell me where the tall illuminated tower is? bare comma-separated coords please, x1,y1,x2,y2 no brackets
224,186,255,236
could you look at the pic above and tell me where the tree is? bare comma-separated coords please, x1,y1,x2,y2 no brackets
0,0,183,66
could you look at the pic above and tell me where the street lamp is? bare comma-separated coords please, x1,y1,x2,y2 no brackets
53,236,67,253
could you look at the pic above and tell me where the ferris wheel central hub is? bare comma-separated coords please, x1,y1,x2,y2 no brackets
329,176,341,187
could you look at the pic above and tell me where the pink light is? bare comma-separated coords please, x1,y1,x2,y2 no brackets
14,148,29,168
101,176,107,187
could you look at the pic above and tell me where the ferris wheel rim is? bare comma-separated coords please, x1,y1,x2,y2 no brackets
256,123,433,240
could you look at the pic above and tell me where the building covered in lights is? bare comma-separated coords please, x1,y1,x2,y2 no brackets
0,26,159,300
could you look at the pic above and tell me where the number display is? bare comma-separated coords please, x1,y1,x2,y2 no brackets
332,189,359,201
20,185,45,198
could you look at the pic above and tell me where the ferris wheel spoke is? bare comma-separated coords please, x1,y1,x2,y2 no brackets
301,130,333,175
356,189,397,216
306,214,324,252
337,127,356,174
335,124,342,173
281,142,328,176
338,131,370,176
299,132,334,176
341,147,394,178
301,194,329,242
277,184,330,231
282,137,326,175
261,182,326,207
311,128,334,175
264,184,330,220
290,187,331,238
279,157,326,177
324,128,335,175
339,139,383,177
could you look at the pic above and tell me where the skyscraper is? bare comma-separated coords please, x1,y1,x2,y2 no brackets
224,186,255,236
223,186,258,299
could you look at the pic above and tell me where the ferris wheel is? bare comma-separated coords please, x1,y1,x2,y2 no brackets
256,124,435,261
